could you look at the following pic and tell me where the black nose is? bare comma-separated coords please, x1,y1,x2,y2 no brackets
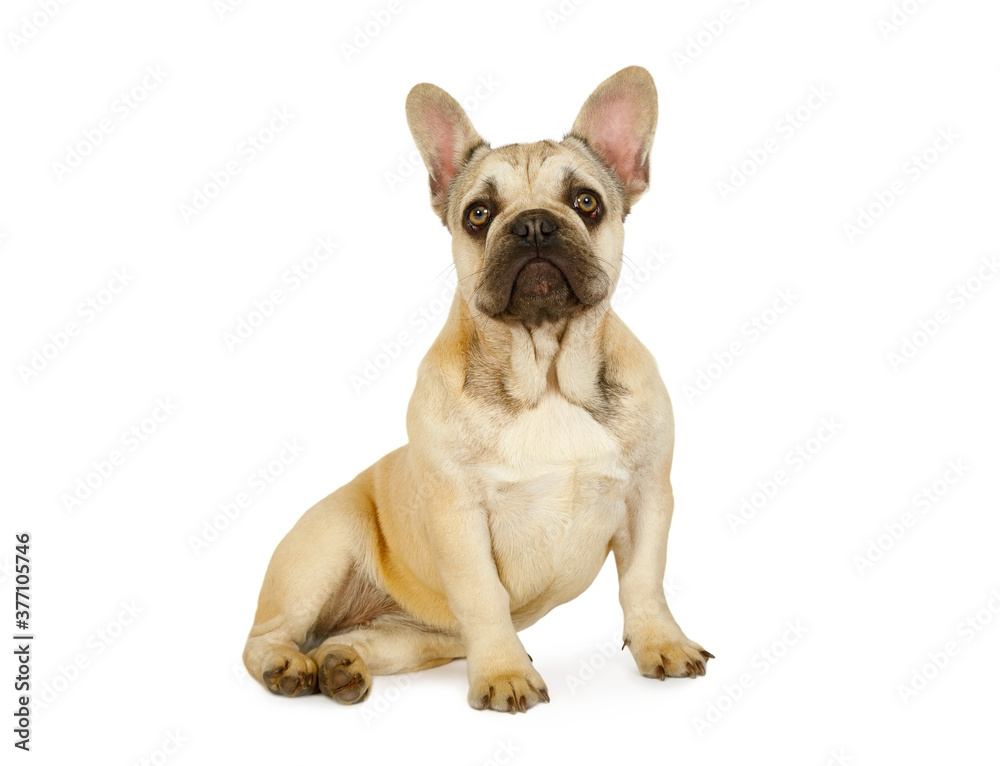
510,210,558,248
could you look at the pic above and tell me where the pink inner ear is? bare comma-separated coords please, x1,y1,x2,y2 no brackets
585,97,646,188
426,107,458,191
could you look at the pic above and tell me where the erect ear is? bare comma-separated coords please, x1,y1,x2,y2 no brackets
569,66,658,206
405,83,486,220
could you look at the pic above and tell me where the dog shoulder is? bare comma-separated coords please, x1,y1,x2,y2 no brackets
601,310,669,404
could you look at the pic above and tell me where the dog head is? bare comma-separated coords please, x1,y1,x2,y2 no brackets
406,66,657,328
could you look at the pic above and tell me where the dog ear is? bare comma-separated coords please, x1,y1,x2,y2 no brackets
569,66,658,206
406,83,485,220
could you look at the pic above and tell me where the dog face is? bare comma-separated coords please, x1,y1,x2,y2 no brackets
446,140,622,327
406,67,658,328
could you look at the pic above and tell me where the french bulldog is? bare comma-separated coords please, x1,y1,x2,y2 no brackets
243,65,711,713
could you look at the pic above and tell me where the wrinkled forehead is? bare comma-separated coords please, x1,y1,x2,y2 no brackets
446,139,626,222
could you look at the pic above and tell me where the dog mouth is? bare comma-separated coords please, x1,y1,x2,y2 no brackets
511,258,572,301
473,212,610,326
493,254,582,327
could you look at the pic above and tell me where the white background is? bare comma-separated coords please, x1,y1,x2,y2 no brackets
2,0,998,763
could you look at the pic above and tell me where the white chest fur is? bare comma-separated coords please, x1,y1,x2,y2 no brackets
477,391,630,616
485,391,627,481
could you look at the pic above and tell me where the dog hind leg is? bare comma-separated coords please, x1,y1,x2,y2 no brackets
242,483,379,697
308,617,464,704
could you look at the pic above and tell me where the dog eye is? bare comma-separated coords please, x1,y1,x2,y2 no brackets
467,204,491,229
574,191,600,217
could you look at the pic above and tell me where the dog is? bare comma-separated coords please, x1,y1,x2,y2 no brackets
243,65,711,713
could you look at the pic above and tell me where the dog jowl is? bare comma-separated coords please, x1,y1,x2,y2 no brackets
243,65,711,713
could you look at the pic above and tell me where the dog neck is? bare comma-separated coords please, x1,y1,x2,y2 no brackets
456,294,612,415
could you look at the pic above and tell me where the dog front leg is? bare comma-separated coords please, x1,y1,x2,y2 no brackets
424,498,549,713
613,462,713,679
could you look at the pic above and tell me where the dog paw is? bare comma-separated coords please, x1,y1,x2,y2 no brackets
262,651,318,697
317,645,371,704
629,636,714,680
468,665,550,713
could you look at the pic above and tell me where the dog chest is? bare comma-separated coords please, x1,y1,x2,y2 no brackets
477,392,629,608
483,391,628,483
